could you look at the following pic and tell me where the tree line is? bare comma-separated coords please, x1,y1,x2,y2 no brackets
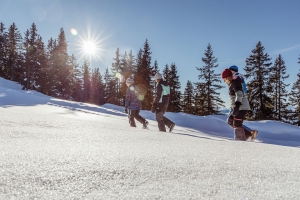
0,22,300,125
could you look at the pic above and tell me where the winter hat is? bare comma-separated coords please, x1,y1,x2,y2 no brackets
229,65,238,72
126,77,134,85
154,72,163,80
221,68,232,79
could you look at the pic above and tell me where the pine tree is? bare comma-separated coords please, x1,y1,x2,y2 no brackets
152,60,159,97
90,68,105,105
119,51,129,106
35,35,48,93
0,22,8,78
6,23,22,82
111,47,122,105
82,59,91,103
69,54,83,102
51,28,72,99
288,56,300,126
22,24,38,90
182,80,194,114
168,63,181,112
135,39,154,110
59,28,72,99
269,54,290,122
162,64,170,83
244,41,273,120
195,43,225,115
103,67,117,104
21,29,30,89
193,83,207,115
128,50,135,73
45,37,57,96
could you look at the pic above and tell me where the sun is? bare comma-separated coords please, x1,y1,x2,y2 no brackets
73,27,108,64
83,41,97,55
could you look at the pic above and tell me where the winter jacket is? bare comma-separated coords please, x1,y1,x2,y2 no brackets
153,80,170,110
229,76,251,111
233,72,247,94
125,84,142,110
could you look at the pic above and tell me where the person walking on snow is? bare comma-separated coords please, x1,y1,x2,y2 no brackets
151,72,175,132
227,66,258,140
221,68,252,141
124,76,149,129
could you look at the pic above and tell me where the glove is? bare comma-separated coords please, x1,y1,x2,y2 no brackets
151,103,157,113
232,101,241,116
124,107,128,114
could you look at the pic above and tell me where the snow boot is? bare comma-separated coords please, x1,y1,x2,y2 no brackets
143,121,149,129
251,130,258,141
169,123,175,132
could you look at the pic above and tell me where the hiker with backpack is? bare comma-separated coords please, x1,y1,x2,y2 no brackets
151,72,175,132
221,68,254,140
226,65,258,141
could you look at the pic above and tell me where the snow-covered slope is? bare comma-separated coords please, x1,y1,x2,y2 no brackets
1,77,300,199
1,77,300,147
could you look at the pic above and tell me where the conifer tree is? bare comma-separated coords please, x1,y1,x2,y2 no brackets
22,23,40,90
135,39,154,110
182,80,194,114
35,35,48,93
193,83,207,115
69,54,83,102
0,22,8,78
152,60,159,97
168,63,181,112
111,48,122,105
288,56,300,126
50,28,71,99
90,68,105,105
195,43,224,115
44,37,57,96
21,29,30,88
6,23,22,82
244,41,273,120
128,50,135,73
119,51,129,106
162,64,170,83
82,59,91,103
103,67,117,104
269,54,290,121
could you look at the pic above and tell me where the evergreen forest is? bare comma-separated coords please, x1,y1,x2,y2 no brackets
1,22,300,125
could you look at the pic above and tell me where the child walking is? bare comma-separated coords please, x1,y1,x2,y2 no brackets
124,76,149,129
221,68,255,141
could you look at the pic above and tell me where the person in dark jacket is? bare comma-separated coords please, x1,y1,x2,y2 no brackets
151,72,175,132
221,68,252,140
125,77,149,129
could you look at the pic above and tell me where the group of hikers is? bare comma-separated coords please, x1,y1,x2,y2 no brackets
124,65,257,141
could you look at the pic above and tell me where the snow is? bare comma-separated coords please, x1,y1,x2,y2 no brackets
1,77,300,199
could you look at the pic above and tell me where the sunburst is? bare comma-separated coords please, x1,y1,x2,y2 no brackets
73,27,108,66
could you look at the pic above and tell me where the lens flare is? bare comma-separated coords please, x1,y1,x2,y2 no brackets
70,28,78,35
115,72,122,79
138,95,144,101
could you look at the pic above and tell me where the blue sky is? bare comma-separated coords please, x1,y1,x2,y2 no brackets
1,0,300,107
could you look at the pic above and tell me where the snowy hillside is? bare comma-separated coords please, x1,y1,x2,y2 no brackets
1,77,300,199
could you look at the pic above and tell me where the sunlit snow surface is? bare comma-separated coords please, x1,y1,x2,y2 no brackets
1,77,300,199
